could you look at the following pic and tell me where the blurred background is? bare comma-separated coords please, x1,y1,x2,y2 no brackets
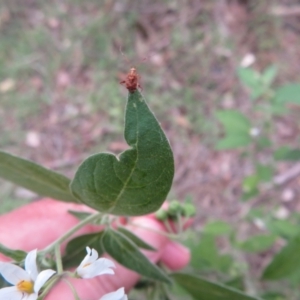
1,0,300,298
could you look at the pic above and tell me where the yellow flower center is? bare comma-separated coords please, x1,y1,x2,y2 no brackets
17,280,34,294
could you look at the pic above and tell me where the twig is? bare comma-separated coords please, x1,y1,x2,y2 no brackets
273,163,300,185
270,6,300,16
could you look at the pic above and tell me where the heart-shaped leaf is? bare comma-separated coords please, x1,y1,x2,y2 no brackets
70,90,174,216
101,228,170,283
0,151,77,202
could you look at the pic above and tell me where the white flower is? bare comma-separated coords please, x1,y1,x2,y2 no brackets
0,249,55,300
249,127,260,137
100,287,128,300
240,53,256,68
76,247,115,279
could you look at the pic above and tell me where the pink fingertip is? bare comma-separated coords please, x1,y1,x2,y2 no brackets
160,241,190,270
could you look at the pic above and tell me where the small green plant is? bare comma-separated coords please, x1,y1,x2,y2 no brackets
213,64,300,299
216,65,300,199
0,87,264,299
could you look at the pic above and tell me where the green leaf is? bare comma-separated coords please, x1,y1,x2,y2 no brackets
190,235,218,270
171,273,262,300
170,282,193,300
242,174,260,201
274,147,300,161
266,219,300,239
256,164,274,182
215,110,252,150
101,228,170,283
0,151,77,202
262,65,277,86
262,234,300,280
238,67,260,86
203,221,232,236
238,234,276,253
68,210,92,221
261,292,285,300
0,243,27,261
242,190,259,201
216,135,251,150
237,67,265,100
187,235,232,272
216,110,251,134
70,90,174,216
274,83,300,104
268,103,288,115
224,276,245,291
63,232,104,269
256,136,272,149
117,227,155,250
242,175,259,194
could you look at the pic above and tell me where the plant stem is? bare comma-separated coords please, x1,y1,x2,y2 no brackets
37,275,60,300
42,212,102,254
55,244,63,274
164,219,175,234
62,278,81,300
176,212,183,234
232,248,258,297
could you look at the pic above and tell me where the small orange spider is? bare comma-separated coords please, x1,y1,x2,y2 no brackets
120,67,142,93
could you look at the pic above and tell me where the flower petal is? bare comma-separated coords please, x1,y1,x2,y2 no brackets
25,249,39,281
77,247,103,277
83,247,98,264
90,258,115,275
78,258,115,278
100,287,128,300
77,247,92,270
34,269,56,293
0,262,30,284
90,247,99,261
0,286,23,299
86,246,92,257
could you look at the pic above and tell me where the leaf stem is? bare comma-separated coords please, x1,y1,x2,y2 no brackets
42,212,102,254
176,212,183,235
55,244,63,274
62,278,81,300
163,219,175,234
